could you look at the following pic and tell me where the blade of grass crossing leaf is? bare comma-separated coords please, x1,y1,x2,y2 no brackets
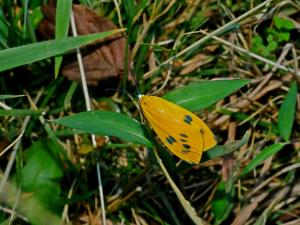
153,148,206,225
52,111,152,147
240,143,286,177
278,82,297,141
0,109,42,116
0,29,123,72
55,0,72,77
163,79,249,111
0,95,25,100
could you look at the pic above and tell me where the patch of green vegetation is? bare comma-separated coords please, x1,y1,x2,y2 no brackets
251,16,295,59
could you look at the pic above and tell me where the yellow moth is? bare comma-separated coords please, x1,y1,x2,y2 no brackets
139,95,216,164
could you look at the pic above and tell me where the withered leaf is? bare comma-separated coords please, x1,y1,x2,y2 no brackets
39,0,130,86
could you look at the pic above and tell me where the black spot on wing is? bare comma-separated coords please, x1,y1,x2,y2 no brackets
179,133,188,138
179,133,189,145
182,149,191,154
183,115,193,125
166,135,177,145
182,144,191,149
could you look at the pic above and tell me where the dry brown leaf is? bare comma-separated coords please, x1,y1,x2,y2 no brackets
180,53,211,75
39,0,131,86
221,155,235,182
259,155,273,177
203,44,219,52
231,192,268,225
77,204,113,225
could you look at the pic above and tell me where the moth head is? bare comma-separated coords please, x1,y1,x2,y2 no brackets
138,94,149,106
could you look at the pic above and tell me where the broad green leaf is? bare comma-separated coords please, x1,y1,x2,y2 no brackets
21,141,64,218
163,79,249,111
55,0,72,77
0,109,42,116
4,178,61,225
52,111,152,147
278,82,297,141
240,143,286,177
19,141,63,224
212,181,235,225
0,29,123,72
22,141,64,191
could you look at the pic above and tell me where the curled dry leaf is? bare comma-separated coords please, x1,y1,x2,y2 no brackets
39,0,131,86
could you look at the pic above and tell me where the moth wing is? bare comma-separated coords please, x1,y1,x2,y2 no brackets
140,96,216,164
146,114,203,163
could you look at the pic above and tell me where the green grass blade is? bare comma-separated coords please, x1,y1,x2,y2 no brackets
0,94,25,100
52,111,152,147
153,148,206,225
55,0,72,77
0,109,42,116
206,130,250,159
0,29,123,72
123,0,136,25
163,79,249,111
278,82,297,141
240,143,286,177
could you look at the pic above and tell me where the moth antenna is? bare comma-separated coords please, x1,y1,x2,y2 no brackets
128,65,141,96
